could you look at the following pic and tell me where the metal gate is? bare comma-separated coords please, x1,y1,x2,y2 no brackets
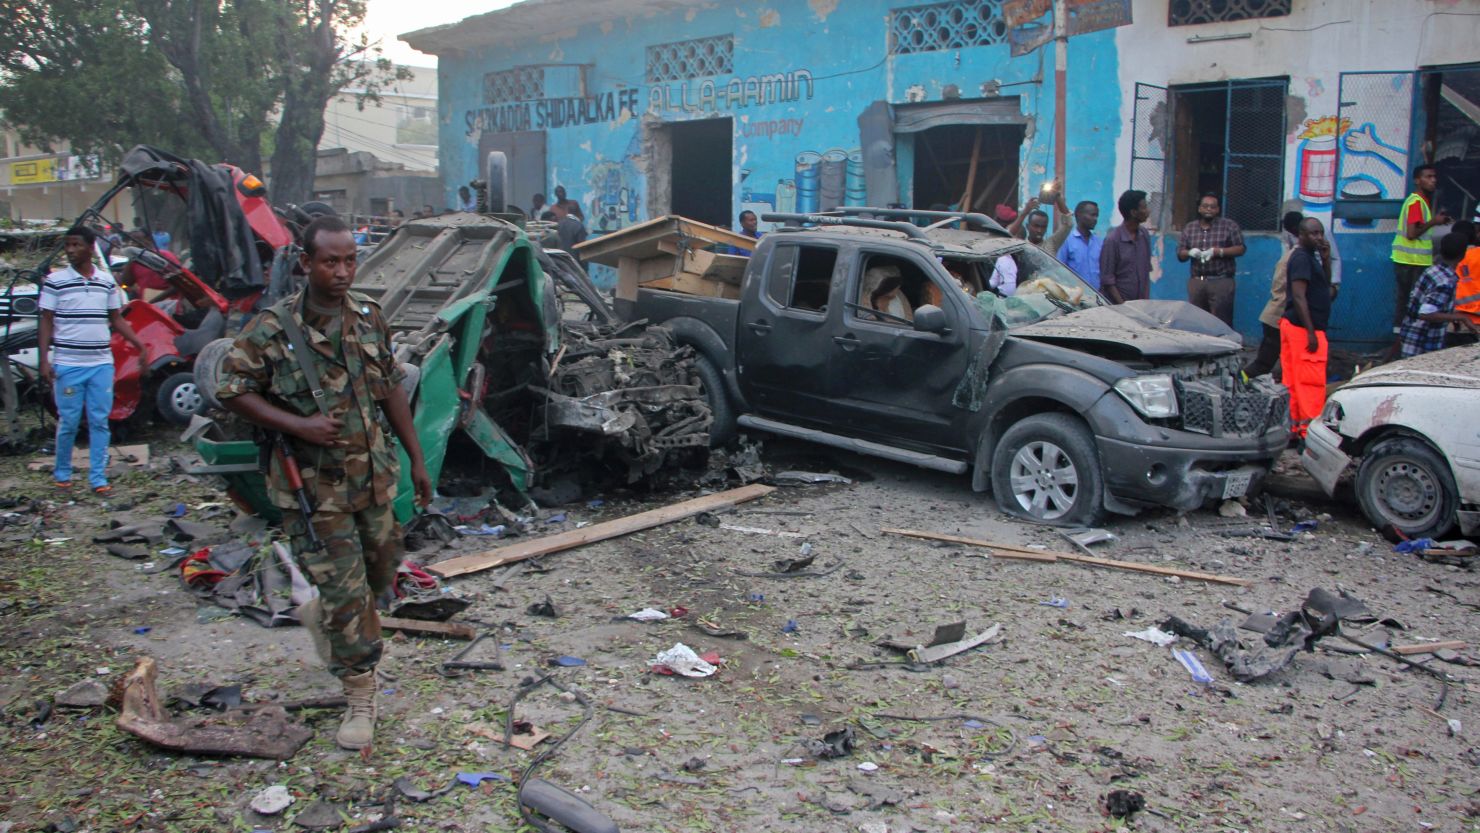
1222,78,1288,231
1129,82,1168,223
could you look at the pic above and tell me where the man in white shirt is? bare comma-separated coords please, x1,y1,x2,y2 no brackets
37,225,146,494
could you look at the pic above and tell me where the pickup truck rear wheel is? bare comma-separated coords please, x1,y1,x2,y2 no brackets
1355,436,1457,541
694,355,735,447
990,413,1105,526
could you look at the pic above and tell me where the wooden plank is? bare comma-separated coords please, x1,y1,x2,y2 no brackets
1391,640,1468,656
881,527,1252,587
379,616,477,640
575,215,756,267
429,484,777,579
616,256,642,302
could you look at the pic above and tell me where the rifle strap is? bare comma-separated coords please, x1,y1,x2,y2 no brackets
272,295,332,419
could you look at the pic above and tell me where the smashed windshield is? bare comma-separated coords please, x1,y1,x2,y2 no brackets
972,243,1105,326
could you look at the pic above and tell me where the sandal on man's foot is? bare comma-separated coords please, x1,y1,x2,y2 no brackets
55,480,73,490
92,485,113,496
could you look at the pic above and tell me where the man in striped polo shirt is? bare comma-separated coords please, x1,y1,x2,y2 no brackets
38,225,147,494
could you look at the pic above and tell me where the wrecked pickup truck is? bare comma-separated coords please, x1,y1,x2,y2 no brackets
624,209,1290,525
1300,343,1480,540
189,212,711,523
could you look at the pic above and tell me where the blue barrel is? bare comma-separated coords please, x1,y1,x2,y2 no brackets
844,149,866,206
795,151,821,214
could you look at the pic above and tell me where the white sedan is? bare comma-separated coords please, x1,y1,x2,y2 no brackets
1301,344,1480,540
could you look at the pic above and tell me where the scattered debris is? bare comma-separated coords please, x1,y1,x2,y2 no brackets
291,800,343,830
651,643,718,677
1039,597,1069,608
1172,648,1215,684
429,485,776,578
1392,641,1468,655
439,633,505,675
550,656,587,668
527,596,559,618
518,778,619,833
250,785,295,816
773,471,852,486
116,657,312,760
54,680,109,709
882,528,1253,586
627,608,670,622
720,523,805,538
805,726,857,759
909,623,1002,664
378,617,477,640
1104,789,1146,819
456,772,510,787
1124,627,1179,647
471,721,551,751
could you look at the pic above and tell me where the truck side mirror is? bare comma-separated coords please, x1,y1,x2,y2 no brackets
913,304,949,334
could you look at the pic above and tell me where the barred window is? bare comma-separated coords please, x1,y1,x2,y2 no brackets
646,35,734,83
1169,0,1292,26
889,0,1009,55
483,67,544,104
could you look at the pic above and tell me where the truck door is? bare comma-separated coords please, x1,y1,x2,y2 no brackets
734,241,843,426
830,249,975,451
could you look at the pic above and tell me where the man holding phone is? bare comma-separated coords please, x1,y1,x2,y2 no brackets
1008,182,1073,255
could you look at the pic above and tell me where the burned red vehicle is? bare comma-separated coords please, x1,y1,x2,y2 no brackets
28,145,296,425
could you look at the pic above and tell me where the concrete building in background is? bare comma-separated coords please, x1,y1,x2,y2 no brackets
403,0,1478,349
312,63,443,215
0,129,112,224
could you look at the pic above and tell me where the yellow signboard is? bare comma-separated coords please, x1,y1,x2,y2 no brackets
10,158,59,185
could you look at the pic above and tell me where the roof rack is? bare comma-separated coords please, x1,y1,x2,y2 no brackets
835,207,1007,233
760,212,935,243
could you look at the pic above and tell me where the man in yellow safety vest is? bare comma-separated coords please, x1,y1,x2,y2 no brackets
1391,164,1451,340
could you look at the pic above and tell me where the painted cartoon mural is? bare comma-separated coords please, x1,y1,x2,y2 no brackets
1293,116,1348,208
584,133,645,232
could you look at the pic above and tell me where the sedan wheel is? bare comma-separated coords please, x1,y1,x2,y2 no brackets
1356,436,1458,541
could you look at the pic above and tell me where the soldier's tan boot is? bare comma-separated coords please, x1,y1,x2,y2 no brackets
296,598,333,667
337,670,377,750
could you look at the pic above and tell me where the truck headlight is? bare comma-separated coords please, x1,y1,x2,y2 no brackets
1114,374,1179,419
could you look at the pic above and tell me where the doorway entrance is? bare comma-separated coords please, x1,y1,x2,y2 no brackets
911,123,1025,213
667,118,733,227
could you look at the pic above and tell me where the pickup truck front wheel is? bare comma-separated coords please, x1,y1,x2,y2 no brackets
694,355,735,446
990,413,1105,526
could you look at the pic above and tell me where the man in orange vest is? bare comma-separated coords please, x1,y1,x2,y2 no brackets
1451,218,1480,326
1390,165,1451,340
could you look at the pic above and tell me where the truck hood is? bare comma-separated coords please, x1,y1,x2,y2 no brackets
1010,300,1243,359
1342,343,1480,390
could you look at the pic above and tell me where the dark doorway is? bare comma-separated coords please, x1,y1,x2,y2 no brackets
479,129,547,214
670,118,732,227
911,124,1024,213
1169,79,1287,231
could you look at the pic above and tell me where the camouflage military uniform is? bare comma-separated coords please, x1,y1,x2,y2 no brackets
217,290,405,678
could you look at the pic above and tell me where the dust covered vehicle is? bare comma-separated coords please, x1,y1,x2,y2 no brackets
631,209,1290,525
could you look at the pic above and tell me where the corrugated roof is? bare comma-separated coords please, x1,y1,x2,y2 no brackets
400,0,693,55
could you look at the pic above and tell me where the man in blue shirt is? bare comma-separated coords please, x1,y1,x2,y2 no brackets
1056,200,1103,289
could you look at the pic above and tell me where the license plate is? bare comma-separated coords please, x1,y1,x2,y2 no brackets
1222,470,1253,499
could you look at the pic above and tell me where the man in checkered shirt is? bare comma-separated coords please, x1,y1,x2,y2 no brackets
1397,229,1477,358
1177,193,1246,328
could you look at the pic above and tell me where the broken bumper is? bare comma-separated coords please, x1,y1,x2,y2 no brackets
1298,422,1349,498
1097,436,1279,512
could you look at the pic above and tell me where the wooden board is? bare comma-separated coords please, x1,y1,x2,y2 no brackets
881,527,1252,587
574,214,757,267
379,616,477,640
1390,640,1467,656
429,484,776,579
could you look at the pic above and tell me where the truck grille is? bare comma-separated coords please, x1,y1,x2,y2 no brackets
1176,376,1289,438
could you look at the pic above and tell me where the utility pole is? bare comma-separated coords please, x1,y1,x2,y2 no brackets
1053,0,1068,191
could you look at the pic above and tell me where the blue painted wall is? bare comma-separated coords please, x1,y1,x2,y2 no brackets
437,0,1124,286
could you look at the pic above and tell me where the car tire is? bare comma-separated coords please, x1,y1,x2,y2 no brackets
155,371,204,425
1355,436,1457,541
990,413,1105,526
694,354,735,447
193,337,236,411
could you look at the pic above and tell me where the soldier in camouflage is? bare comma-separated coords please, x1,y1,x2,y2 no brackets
217,214,432,751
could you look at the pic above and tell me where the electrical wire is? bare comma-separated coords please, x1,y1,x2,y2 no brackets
506,673,596,833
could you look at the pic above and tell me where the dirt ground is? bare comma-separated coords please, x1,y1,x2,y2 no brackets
1,423,1477,833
